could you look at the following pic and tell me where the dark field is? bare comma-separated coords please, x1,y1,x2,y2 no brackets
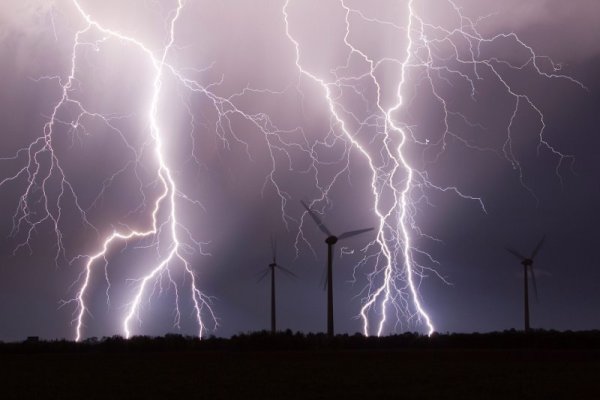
0,331,599,399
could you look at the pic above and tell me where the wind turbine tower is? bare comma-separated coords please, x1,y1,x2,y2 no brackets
505,235,545,332
257,237,296,334
301,201,374,337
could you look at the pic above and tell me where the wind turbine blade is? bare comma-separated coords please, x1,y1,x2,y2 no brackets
505,247,527,261
338,227,375,240
275,264,297,279
254,268,269,277
300,200,332,236
530,235,546,260
320,267,327,291
270,235,276,259
256,269,270,283
530,265,539,302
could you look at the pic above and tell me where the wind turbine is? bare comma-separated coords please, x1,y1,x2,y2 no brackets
505,235,545,332
301,201,374,337
257,236,296,334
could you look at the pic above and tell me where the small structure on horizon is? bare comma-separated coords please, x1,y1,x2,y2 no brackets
505,235,546,332
257,236,296,334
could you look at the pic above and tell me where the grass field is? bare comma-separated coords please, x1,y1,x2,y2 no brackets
0,332,598,399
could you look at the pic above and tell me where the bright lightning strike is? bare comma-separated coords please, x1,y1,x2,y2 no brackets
0,0,584,340
284,0,584,337
1,0,221,341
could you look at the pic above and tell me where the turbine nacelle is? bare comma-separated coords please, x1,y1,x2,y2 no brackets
258,237,297,283
325,236,338,245
300,200,374,245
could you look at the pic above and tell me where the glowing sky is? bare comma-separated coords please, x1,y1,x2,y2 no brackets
0,0,599,341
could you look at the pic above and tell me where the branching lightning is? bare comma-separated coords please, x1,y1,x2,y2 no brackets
0,0,583,340
283,0,584,336
1,0,222,341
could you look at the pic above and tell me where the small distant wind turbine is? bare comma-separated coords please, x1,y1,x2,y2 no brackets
301,201,374,337
257,236,296,334
505,235,545,332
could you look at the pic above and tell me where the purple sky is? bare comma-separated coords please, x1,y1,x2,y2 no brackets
0,0,599,341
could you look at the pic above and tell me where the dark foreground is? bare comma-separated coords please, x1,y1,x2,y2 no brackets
1,331,599,399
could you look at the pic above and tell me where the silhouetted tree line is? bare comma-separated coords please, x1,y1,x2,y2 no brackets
1,329,600,354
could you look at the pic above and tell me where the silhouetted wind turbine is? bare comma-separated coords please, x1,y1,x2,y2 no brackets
301,201,374,337
505,235,545,332
257,237,296,334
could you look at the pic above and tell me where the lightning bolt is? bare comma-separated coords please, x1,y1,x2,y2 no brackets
65,0,221,341
2,0,314,340
1,0,223,341
1,0,584,340
283,0,584,336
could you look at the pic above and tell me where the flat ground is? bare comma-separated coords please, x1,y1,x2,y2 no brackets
0,333,599,399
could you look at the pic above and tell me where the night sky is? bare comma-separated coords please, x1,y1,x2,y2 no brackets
0,0,599,341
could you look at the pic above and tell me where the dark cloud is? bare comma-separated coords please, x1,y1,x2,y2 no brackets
0,0,598,341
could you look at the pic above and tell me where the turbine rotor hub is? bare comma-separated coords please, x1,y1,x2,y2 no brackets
325,236,338,245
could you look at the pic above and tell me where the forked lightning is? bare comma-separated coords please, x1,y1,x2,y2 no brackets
0,0,582,340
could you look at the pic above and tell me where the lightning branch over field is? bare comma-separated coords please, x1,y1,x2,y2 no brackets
284,0,583,336
0,0,583,339
0,0,222,341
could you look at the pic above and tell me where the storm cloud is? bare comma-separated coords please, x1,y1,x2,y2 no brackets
0,0,598,341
